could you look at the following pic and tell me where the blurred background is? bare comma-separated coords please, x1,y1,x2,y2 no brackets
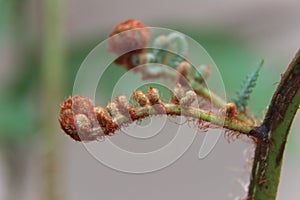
0,0,299,199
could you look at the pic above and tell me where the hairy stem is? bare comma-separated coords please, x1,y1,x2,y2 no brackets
186,77,255,125
247,50,300,199
113,104,252,135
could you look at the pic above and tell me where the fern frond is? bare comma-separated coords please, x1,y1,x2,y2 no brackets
233,60,264,112
59,86,253,142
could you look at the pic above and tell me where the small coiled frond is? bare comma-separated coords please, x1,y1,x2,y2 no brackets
152,32,188,67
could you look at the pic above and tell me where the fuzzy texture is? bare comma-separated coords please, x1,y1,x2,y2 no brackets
59,87,252,142
226,102,238,119
59,96,101,141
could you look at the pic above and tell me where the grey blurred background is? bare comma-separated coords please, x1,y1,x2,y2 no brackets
0,0,299,199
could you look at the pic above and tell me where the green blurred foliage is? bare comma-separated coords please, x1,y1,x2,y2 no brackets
0,0,12,37
0,95,35,140
0,51,38,140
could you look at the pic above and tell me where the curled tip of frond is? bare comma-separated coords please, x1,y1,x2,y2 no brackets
108,19,149,55
59,96,103,141
108,19,149,70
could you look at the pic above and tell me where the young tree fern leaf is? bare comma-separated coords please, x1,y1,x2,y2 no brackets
59,86,252,142
232,60,264,113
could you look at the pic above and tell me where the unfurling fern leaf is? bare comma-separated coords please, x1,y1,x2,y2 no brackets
232,60,264,113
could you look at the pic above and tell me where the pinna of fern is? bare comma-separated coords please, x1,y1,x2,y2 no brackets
232,60,264,113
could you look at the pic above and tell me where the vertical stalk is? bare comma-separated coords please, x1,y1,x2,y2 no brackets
3,1,30,200
247,50,300,199
40,0,66,199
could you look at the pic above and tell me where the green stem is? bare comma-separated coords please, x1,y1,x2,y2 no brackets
40,0,66,199
247,50,300,199
114,103,252,135
191,82,226,107
190,81,255,125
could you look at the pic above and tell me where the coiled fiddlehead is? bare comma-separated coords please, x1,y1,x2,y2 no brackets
59,86,252,142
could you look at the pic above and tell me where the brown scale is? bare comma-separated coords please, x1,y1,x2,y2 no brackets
93,106,118,135
170,84,184,105
147,87,166,114
115,96,131,117
133,91,149,106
